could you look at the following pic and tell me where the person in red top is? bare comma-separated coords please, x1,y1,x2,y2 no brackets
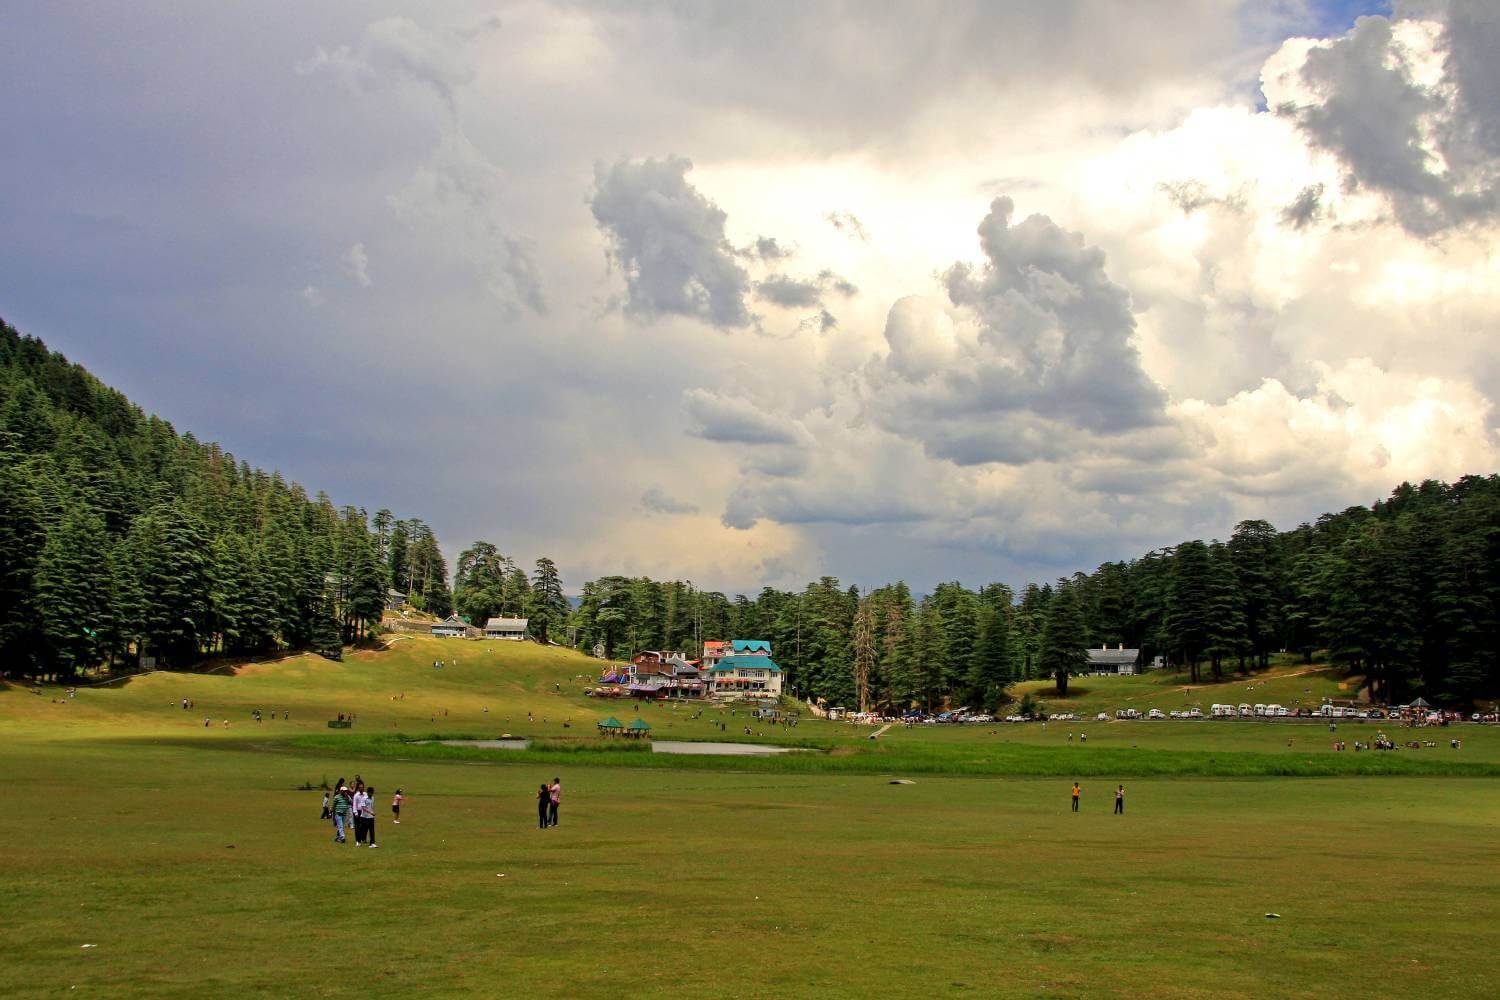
548,778,561,828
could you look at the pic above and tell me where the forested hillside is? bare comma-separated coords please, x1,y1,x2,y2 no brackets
0,320,445,677
571,479,1500,709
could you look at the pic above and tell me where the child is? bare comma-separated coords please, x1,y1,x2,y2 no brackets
392,788,403,824
320,791,331,820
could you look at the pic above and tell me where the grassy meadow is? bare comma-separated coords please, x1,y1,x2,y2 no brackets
2,636,1497,998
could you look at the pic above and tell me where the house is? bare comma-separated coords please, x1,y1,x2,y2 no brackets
705,652,783,700
731,639,772,655
701,641,730,668
430,614,475,638
1087,644,1139,676
483,617,529,641
664,655,704,698
385,589,407,611
626,652,703,698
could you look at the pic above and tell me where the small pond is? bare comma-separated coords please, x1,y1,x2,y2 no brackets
650,741,809,756
410,739,530,750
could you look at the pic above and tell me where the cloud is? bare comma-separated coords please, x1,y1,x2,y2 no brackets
861,197,1167,465
754,269,858,309
640,486,699,516
682,388,801,445
389,127,546,314
343,242,372,287
825,210,869,241
1281,183,1324,228
1282,8,1500,235
590,156,752,328
740,236,794,261
298,15,500,116
300,285,325,308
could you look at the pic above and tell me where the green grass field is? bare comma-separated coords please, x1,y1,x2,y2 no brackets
3,637,1497,998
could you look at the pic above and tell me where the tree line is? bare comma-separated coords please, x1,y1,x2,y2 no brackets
6,319,1496,707
568,477,1500,709
0,321,436,677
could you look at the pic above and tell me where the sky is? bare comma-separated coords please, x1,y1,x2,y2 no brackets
3,0,1498,595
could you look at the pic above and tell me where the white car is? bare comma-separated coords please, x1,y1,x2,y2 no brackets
1096,712,1110,722
1188,708,1203,719
1148,709,1166,720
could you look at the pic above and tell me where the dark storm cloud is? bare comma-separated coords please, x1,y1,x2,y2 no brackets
754,269,858,309
641,487,699,515
1282,183,1325,228
722,483,930,531
1294,5,1500,235
740,236,795,261
682,388,801,445
864,197,1166,465
589,156,752,328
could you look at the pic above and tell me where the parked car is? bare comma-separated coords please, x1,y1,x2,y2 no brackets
1187,707,1203,719
1096,712,1110,722
1148,709,1165,720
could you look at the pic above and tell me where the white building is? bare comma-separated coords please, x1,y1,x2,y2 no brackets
430,614,472,638
483,617,529,641
1087,644,1139,675
704,653,783,700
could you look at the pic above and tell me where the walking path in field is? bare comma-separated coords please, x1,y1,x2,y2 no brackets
870,723,894,739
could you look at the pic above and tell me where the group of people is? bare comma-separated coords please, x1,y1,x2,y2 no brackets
321,776,403,846
536,777,562,829
1071,782,1126,814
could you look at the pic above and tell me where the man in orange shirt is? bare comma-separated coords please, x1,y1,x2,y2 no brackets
1071,782,1081,812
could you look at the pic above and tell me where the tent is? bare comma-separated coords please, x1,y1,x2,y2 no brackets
626,717,652,738
597,716,624,735
1410,697,1432,709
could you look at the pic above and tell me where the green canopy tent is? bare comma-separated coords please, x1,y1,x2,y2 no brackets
626,717,652,739
597,716,624,736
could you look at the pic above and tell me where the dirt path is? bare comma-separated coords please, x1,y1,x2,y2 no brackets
869,723,893,739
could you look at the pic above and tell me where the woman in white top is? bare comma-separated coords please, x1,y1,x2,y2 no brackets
361,787,378,848
351,790,369,845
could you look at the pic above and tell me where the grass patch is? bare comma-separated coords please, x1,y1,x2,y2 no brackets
281,730,1500,778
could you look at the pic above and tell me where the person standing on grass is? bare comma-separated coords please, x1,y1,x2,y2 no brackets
320,790,331,820
548,778,561,828
392,789,403,824
332,786,351,843
1114,785,1124,815
363,787,378,848
1071,782,1081,812
352,786,369,845
537,783,551,829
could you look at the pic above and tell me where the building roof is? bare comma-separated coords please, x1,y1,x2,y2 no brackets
1087,647,1139,665
731,639,772,654
484,617,528,631
710,654,781,674
702,641,729,653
